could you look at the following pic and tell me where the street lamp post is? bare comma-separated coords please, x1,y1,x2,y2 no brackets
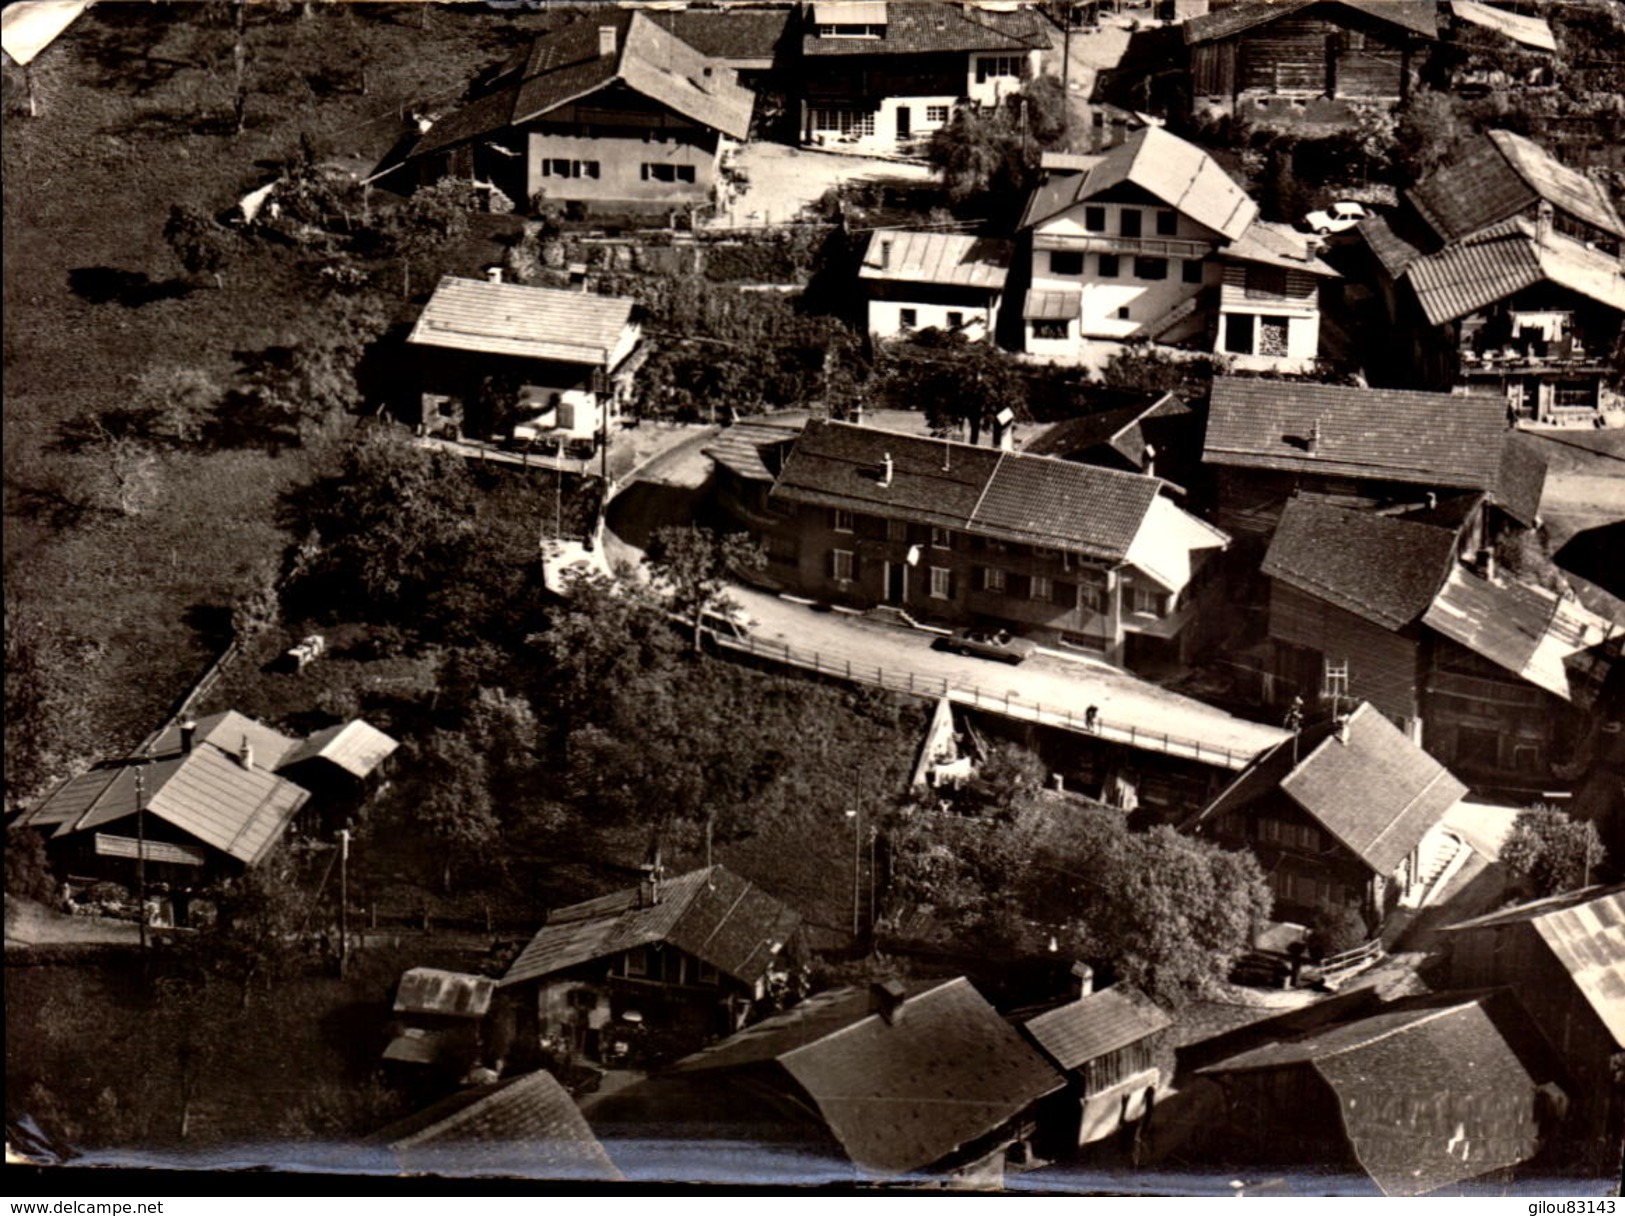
846,807,861,941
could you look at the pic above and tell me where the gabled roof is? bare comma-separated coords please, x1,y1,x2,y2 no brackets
1,0,91,68
1263,499,1460,631
370,1069,621,1180
802,2,1051,57
771,420,1221,567
668,977,1063,1178
501,866,801,989
394,968,495,1019
408,276,636,366
1021,391,1191,466
1402,218,1625,326
1185,0,1437,45
1423,564,1619,701
1442,885,1625,1049
1020,986,1172,1073
1200,703,1466,875
1197,990,1560,1197
1494,437,1547,531
278,719,399,779
1022,126,1258,239
149,709,301,768
410,10,752,159
1202,377,1508,492
648,7,793,67
1218,218,1340,277
704,419,802,483
1357,213,1431,280
860,231,1011,291
1409,130,1625,245
1449,0,1556,53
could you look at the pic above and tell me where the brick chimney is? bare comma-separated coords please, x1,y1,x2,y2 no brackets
599,25,618,58
870,978,907,1025
180,719,197,754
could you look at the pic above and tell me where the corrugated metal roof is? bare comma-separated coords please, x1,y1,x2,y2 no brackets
1023,288,1081,320
860,231,1011,290
813,1,889,24
279,720,399,780
0,0,92,68
501,866,801,988
1423,564,1617,701
1443,885,1625,1049
1021,986,1172,1073
409,276,636,365
374,1069,621,1180
803,2,1051,56
1450,0,1556,52
394,968,496,1019
1185,0,1437,45
1203,377,1507,490
1025,127,1257,240
1278,703,1467,874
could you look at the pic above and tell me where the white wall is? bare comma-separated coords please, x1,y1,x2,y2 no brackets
965,50,1045,106
869,297,996,342
807,95,958,152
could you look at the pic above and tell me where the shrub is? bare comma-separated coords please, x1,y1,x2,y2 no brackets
6,826,60,904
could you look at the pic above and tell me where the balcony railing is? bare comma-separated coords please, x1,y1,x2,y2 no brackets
1035,232,1213,260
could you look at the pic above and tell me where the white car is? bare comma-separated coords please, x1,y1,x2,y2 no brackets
1305,201,1369,235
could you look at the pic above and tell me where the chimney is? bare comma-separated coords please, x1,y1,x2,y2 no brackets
1068,961,1095,1000
1426,491,1437,510
1306,419,1322,454
239,734,254,770
486,266,502,285
878,237,891,270
1477,546,1497,581
870,978,907,1025
1536,199,1553,247
1143,442,1156,480
599,25,618,58
880,452,893,487
1335,716,1351,746
180,719,197,754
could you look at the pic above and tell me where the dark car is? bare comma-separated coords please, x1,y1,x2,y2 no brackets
934,628,1036,665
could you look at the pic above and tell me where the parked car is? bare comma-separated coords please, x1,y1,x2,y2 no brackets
1304,201,1369,235
667,607,754,642
934,628,1035,665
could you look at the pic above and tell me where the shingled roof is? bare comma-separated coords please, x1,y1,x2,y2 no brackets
668,977,1062,1178
370,1069,621,1180
1020,986,1172,1073
1021,391,1192,469
1185,0,1437,45
1203,377,1508,491
1199,702,1466,875
408,276,636,366
803,2,1051,57
1197,990,1561,1197
648,7,792,67
1022,126,1257,239
1409,130,1625,246
410,10,752,160
704,419,802,483
1263,499,1461,631
501,866,801,989
1442,885,1625,1050
772,420,1217,565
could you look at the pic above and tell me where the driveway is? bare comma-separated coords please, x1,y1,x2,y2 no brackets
713,142,937,229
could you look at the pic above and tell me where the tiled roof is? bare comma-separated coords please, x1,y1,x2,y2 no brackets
803,2,1051,56
1024,126,1257,240
860,231,1010,291
1409,130,1625,245
771,420,1175,561
1423,564,1619,701
1278,703,1468,874
1218,218,1339,277
1021,391,1190,466
1400,218,1625,326
278,719,399,780
1443,885,1625,1050
1263,499,1460,631
671,977,1062,1178
1357,213,1430,280
1494,438,1547,530
393,968,495,1019
501,866,801,988
1198,991,1559,1197
704,419,802,483
371,1069,621,1180
1202,377,1507,491
409,276,636,365
1020,986,1172,1073
1186,0,1437,45
1449,0,1556,53
150,709,301,768
649,8,792,66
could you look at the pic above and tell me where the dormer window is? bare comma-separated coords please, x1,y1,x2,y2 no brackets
817,22,885,37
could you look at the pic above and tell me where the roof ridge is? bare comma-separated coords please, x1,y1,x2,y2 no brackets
1362,765,1458,863
1308,997,1477,1063
777,976,965,1063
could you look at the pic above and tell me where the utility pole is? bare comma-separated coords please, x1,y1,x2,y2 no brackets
338,828,350,978
846,807,861,941
135,763,148,955
1060,2,1073,132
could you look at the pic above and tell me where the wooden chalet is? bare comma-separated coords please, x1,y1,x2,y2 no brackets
1187,701,1467,929
859,230,1011,344
1184,0,1436,129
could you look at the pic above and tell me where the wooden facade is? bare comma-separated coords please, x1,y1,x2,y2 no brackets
1269,582,1426,728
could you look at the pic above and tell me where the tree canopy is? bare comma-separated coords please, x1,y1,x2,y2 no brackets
874,329,1027,445
1501,804,1607,898
644,525,766,652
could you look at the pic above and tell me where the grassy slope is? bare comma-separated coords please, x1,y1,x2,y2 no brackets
3,4,526,768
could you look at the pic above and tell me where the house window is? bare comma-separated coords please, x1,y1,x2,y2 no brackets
625,947,649,977
899,308,918,329
1079,581,1105,613
642,163,693,183
930,526,952,549
1116,306,1131,319
1120,209,1142,238
1554,381,1597,408
1050,250,1084,276
976,55,1025,83
948,311,965,328
1084,206,1107,232
926,104,950,123
1032,319,1068,340
1259,315,1290,357
832,508,855,533
1134,256,1168,281
1155,209,1177,236
832,549,855,581
811,108,876,138
1182,258,1204,284
1098,253,1120,278
982,567,1007,593
1128,584,1168,615
1245,266,1288,298
1030,575,1053,602
816,22,885,37
929,566,952,599
1224,312,1255,355
695,960,719,985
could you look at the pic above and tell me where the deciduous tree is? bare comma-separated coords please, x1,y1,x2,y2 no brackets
645,525,767,653
1501,804,1606,897
163,204,233,289
875,329,1026,445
